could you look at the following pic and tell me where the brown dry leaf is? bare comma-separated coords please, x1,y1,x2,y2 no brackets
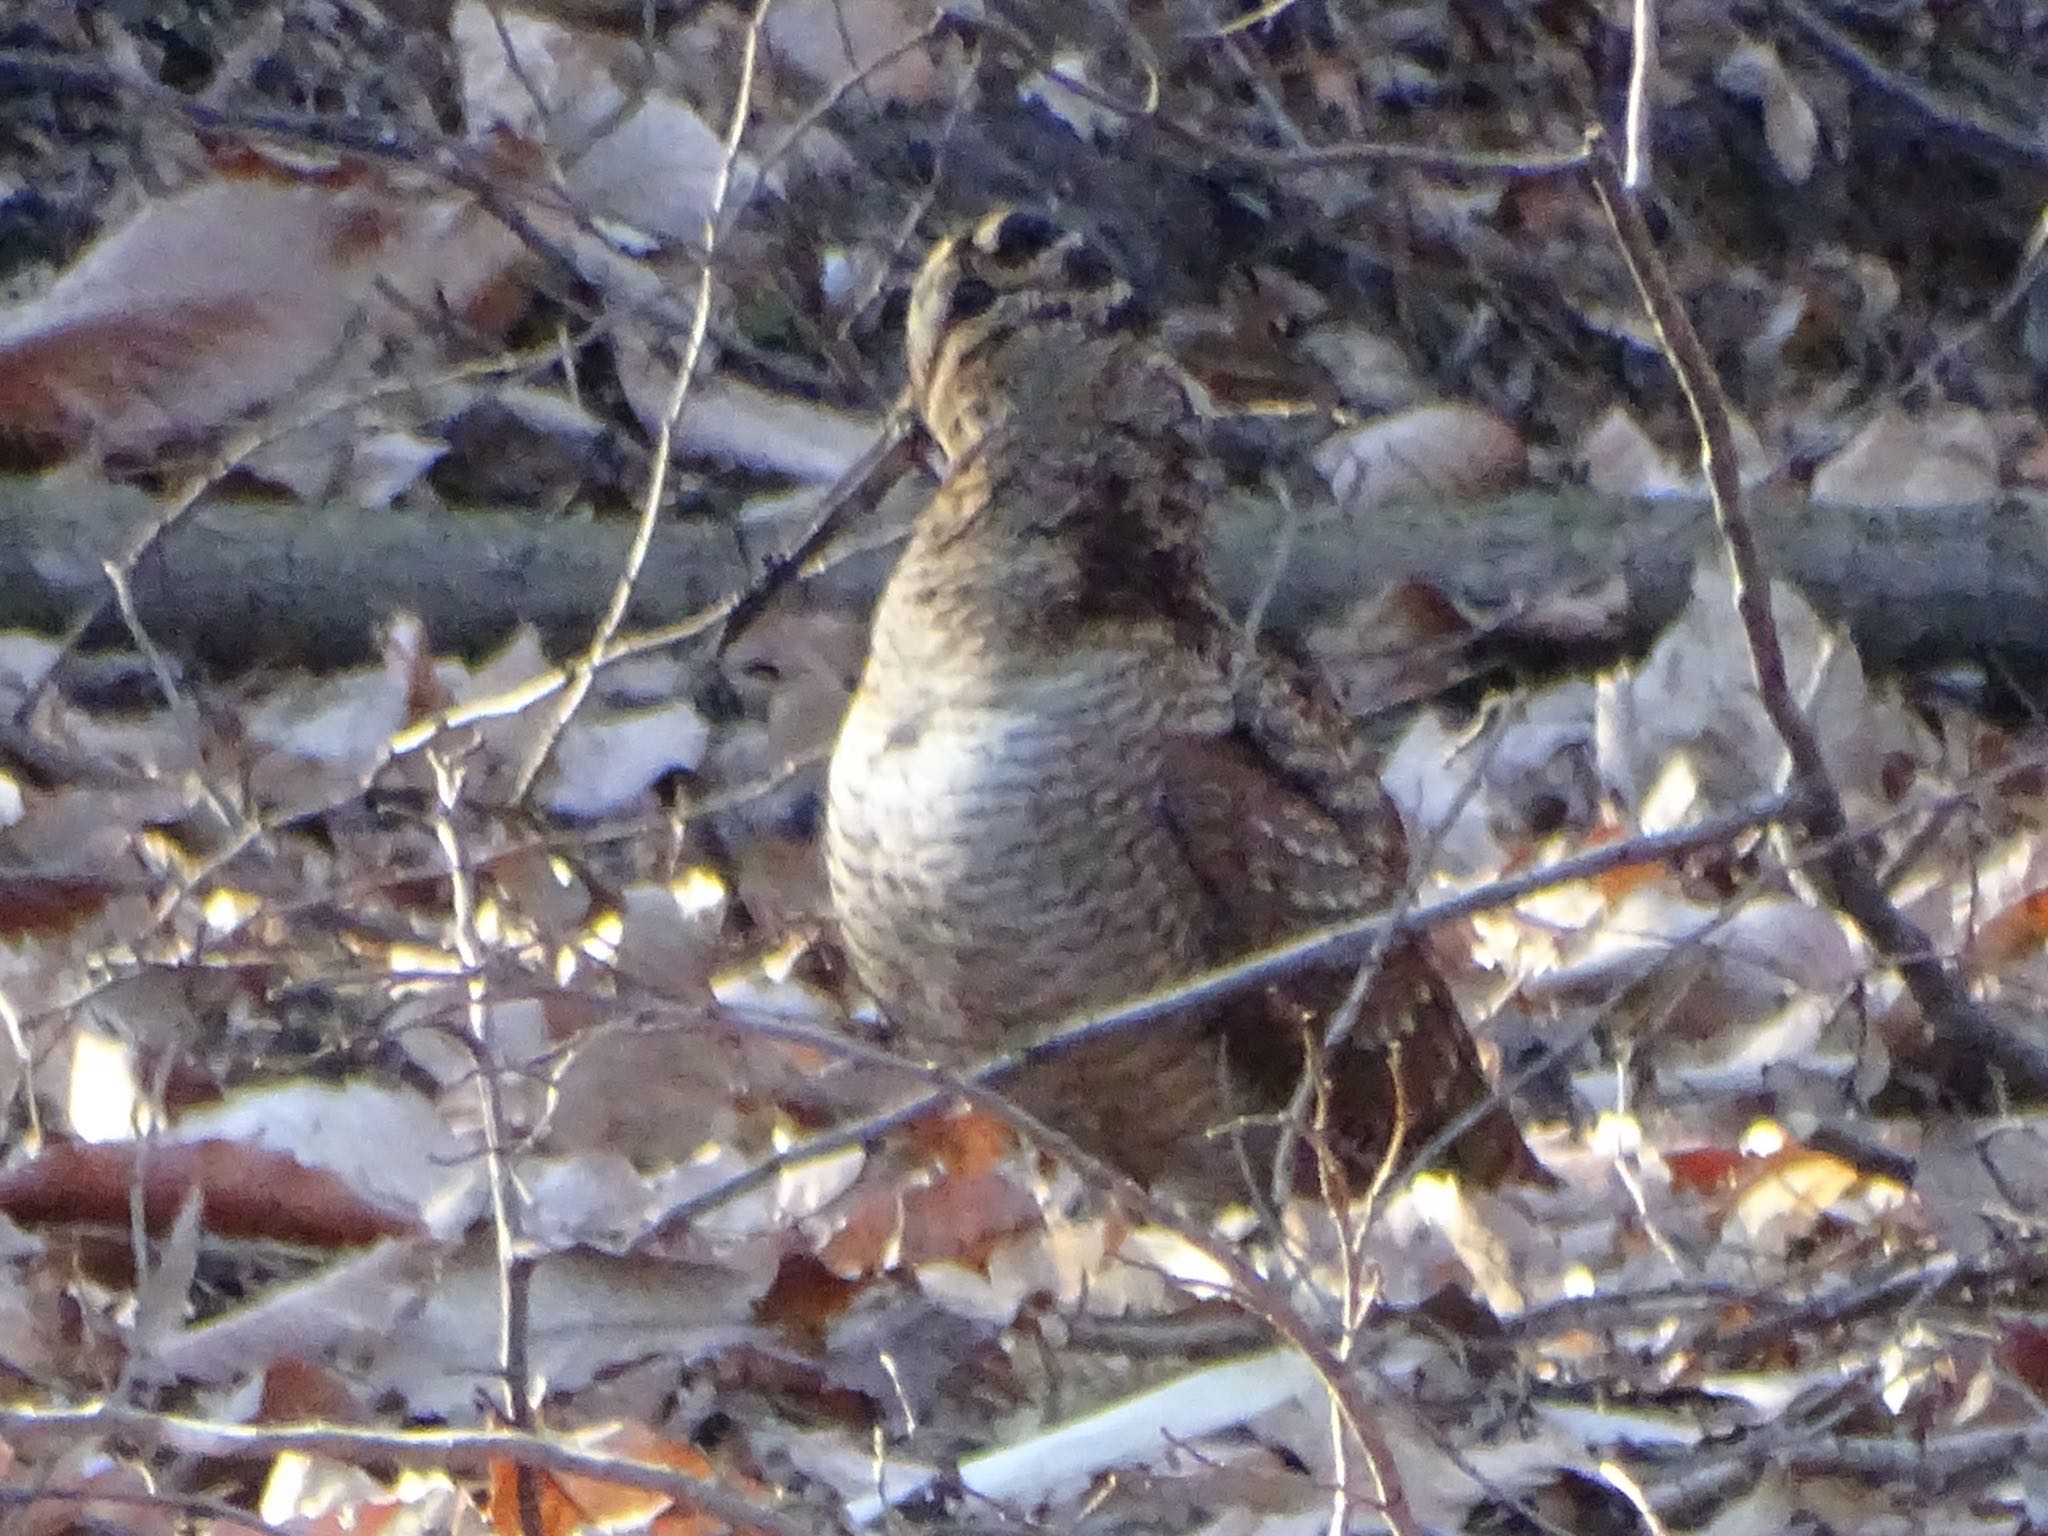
0,1254,123,1389
813,1113,1032,1279
1303,575,1477,715
755,1251,868,1347
0,170,397,458
1999,1320,2048,1404
1597,567,1912,821
0,1458,172,1536
1665,1142,1748,1194
484,846,595,937
0,1140,421,1248
268,1497,411,1536
257,1355,371,1425
520,1152,686,1253
1381,679,1601,883
1574,404,1776,496
1576,818,1676,901
456,1,757,242
1961,886,2048,974
261,1456,466,1536
1912,1117,2048,1261
171,1078,477,1232
0,875,120,942
727,832,832,940
1517,887,1857,1055
1811,406,1999,507
243,423,448,510
1378,708,1507,877
488,1423,741,1536
543,1026,754,1167
243,615,435,808
1298,324,1429,413
899,1168,1041,1270
1312,402,1527,509
818,1181,902,1277
902,1106,1017,1177
611,874,727,998
0,163,513,463
1720,1143,1888,1250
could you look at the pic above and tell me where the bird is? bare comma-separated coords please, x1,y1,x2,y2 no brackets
824,208,1546,1198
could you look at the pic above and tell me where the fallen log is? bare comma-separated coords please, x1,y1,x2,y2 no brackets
4,473,2045,690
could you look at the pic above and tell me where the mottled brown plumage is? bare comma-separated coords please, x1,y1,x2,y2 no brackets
826,210,1543,1196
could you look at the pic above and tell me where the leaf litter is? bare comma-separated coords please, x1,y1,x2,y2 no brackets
1,1,2047,1534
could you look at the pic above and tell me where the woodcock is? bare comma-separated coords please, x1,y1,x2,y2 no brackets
825,209,1545,1197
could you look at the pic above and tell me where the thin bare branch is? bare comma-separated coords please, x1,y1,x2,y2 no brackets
655,793,1785,1230
1584,135,2048,1105
0,1405,832,1536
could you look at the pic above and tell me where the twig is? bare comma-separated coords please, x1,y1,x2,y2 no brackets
428,749,541,1536
1623,0,1658,187
1778,0,2048,171
1583,135,2048,1106
0,1405,829,1536
508,0,772,802
964,18,1589,183
656,794,1785,1229
713,404,923,658
703,1007,1428,1535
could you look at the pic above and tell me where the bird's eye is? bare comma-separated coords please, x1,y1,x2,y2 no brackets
1060,241,1116,290
944,273,998,326
982,210,1061,266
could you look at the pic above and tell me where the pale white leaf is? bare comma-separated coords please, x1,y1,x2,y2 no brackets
172,1079,475,1226
537,698,711,818
1313,401,1526,509
1812,405,1999,508
845,1349,1321,1523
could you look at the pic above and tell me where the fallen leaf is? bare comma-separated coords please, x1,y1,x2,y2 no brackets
1312,402,1527,509
1811,406,1998,508
0,1140,421,1247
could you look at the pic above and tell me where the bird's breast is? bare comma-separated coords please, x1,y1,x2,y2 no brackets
824,658,1214,1052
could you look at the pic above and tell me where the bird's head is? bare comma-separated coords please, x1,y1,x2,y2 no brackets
904,208,1150,460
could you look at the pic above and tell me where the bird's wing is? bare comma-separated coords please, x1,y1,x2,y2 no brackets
1158,652,1551,1191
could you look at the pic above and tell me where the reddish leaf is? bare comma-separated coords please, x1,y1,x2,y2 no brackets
1998,1320,2048,1402
487,1426,740,1536
0,875,118,941
1665,1145,1746,1193
903,1107,1015,1175
259,1355,370,1425
755,1252,865,1346
899,1169,1040,1270
0,1139,421,1247
1964,889,2048,974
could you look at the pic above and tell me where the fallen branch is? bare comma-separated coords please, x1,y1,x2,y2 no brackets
0,1404,829,1536
12,475,2048,689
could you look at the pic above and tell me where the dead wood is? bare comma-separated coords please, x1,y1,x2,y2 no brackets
4,473,2047,687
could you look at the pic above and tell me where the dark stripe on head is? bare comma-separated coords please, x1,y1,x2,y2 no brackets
943,273,998,329
981,209,1062,267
